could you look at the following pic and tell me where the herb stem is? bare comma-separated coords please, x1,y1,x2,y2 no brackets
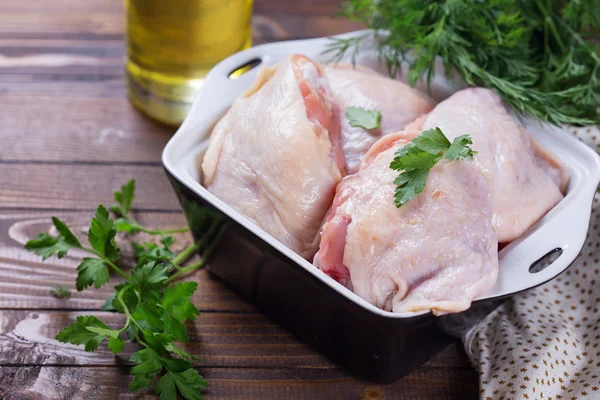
137,226,190,235
165,261,206,283
533,0,566,54
172,241,201,266
555,16,600,66
80,246,130,280
120,213,190,236
117,287,136,327
115,292,131,334
166,222,226,284
483,9,502,45
116,286,148,347
104,259,130,280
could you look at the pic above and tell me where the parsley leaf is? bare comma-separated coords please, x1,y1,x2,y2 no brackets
25,233,70,260
163,312,188,342
50,285,72,300
130,348,164,392
393,151,440,170
161,236,175,248
101,292,118,311
156,368,209,400
76,258,110,291
107,284,139,314
390,128,476,207
55,315,115,352
133,238,176,263
144,331,177,354
53,217,82,247
130,261,171,295
26,179,211,400
393,168,431,207
133,302,164,332
162,282,200,323
24,217,81,260
130,343,209,400
345,106,381,129
161,282,200,342
111,179,136,218
108,336,125,354
85,325,121,339
444,134,478,160
165,342,201,361
88,205,120,261
409,128,451,155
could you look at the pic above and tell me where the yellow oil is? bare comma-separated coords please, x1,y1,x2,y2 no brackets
125,0,253,126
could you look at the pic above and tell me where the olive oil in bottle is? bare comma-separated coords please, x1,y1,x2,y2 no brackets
125,0,253,126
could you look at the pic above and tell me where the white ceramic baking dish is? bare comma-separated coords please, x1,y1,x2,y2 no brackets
162,30,600,382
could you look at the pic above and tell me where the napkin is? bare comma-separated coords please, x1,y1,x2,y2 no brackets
463,126,600,400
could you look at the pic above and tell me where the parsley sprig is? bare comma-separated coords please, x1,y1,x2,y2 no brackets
25,180,225,400
328,0,600,126
113,180,190,236
345,106,382,129
50,285,72,300
390,127,476,207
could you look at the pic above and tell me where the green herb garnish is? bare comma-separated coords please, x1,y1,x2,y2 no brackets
50,285,72,300
328,0,600,126
345,106,382,129
390,127,476,207
113,180,190,236
25,179,225,400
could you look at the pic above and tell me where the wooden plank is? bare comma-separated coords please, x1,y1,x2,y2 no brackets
0,13,123,37
0,0,123,12
0,29,280,78
0,36,360,165
0,38,123,59
0,165,182,210
0,309,472,370
0,5,360,40
0,1,361,164
0,210,254,312
0,0,345,14
0,17,358,76
0,310,328,368
0,364,478,400
0,96,172,163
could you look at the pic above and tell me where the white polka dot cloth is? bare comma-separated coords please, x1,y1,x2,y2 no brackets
463,126,600,400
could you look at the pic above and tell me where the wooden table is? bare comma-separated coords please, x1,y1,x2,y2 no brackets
0,1,479,398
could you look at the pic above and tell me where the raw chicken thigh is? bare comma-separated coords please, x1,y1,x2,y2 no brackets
325,65,435,173
414,88,567,242
315,88,567,314
202,55,344,259
315,131,498,315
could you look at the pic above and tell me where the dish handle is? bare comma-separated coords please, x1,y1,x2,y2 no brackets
482,189,594,300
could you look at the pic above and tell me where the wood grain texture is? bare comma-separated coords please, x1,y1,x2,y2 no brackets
0,0,477,398
0,310,328,368
0,210,254,311
0,96,172,163
0,0,360,39
0,309,471,370
0,4,360,165
0,364,477,400
0,165,181,210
